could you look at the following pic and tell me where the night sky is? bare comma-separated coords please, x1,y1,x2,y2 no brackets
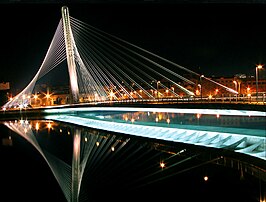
1,1,266,91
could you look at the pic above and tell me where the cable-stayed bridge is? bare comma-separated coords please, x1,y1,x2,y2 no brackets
2,6,239,110
1,4,264,161
0,6,265,202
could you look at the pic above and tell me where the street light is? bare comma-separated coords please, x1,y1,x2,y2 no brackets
233,80,238,92
256,65,263,101
200,75,204,101
157,81,160,98
233,80,238,102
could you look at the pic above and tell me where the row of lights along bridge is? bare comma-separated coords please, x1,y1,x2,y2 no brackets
1,65,265,108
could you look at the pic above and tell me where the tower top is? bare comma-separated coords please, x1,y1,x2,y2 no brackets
61,6,69,17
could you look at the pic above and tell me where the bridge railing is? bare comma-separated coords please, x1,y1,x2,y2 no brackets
74,96,265,106
1,95,265,111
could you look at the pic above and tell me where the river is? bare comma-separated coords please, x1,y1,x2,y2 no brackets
0,108,265,202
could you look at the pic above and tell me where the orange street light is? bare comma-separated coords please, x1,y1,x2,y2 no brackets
256,64,263,101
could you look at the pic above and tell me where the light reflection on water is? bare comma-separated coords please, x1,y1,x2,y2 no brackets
74,111,266,138
105,111,266,129
0,117,265,202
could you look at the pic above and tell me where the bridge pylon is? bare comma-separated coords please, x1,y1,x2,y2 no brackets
61,6,79,104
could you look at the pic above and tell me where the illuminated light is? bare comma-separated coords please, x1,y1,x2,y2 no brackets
166,118,170,124
3,107,6,111
22,94,26,99
20,120,24,124
34,94,38,99
9,97,13,101
24,128,27,133
179,149,186,153
111,146,115,151
196,89,200,95
197,114,201,119
25,120,29,124
155,117,159,122
247,87,251,91
257,64,263,69
247,93,251,97
27,95,30,99
109,91,115,99
96,142,100,146
67,131,70,135
160,162,165,169
208,94,212,99
124,117,128,121
216,114,220,118
29,124,32,129
59,129,62,133
204,176,208,181
35,122,39,130
46,94,51,99
85,137,87,142
47,122,52,129
131,118,135,123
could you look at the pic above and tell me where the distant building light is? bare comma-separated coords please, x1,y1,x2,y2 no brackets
235,73,246,78
0,82,10,90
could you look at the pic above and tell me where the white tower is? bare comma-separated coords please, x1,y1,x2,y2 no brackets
61,6,79,103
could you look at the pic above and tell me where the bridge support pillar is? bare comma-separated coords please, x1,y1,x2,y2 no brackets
62,6,79,103
72,129,81,202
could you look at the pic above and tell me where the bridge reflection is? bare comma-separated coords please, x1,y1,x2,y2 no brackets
45,107,266,160
2,107,265,202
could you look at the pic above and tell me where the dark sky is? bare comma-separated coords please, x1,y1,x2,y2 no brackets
1,1,266,91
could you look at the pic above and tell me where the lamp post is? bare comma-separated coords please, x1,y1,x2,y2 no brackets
157,81,160,98
233,80,238,102
233,80,237,92
256,65,263,101
200,75,204,101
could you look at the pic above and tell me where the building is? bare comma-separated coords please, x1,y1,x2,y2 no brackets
0,82,10,106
